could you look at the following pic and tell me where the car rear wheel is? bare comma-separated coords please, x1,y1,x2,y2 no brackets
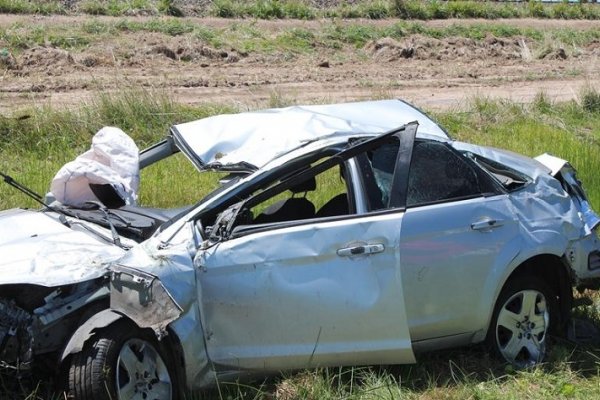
489,276,558,368
68,320,175,400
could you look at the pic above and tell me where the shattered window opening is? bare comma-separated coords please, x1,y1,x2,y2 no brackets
407,141,482,207
366,139,400,210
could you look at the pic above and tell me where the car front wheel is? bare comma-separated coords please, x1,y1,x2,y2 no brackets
489,276,558,368
68,320,175,400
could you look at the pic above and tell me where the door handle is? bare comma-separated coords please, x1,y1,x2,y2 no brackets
337,243,385,257
471,218,504,231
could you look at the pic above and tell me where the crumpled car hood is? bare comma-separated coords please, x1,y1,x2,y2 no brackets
0,209,126,286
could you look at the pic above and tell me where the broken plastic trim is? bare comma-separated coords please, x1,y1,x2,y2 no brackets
110,265,182,339
0,299,33,371
388,123,417,208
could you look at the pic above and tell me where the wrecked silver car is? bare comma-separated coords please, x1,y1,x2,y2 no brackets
2,99,600,399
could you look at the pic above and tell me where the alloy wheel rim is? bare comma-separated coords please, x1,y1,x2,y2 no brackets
495,289,549,368
116,338,172,400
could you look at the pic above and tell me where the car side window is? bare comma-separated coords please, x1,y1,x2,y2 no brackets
407,141,481,207
248,163,352,225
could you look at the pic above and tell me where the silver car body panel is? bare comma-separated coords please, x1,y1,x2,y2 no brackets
0,209,126,286
196,212,415,371
535,153,600,233
109,223,216,389
401,195,521,342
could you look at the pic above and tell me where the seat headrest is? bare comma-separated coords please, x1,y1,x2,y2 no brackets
290,176,316,193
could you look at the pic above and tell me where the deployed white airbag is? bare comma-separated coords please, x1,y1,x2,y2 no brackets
50,127,140,207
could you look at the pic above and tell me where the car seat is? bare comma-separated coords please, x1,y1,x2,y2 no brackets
315,193,349,218
253,177,316,223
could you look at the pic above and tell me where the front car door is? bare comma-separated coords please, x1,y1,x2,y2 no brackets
194,124,419,372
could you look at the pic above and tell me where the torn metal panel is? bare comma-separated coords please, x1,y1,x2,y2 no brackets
1,280,110,369
0,209,126,286
110,265,182,338
536,153,600,232
34,285,110,325
108,226,213,389
173,99,448,172
507,173,584,240
453,142,595,241
108,222,199,333
113,224,198,309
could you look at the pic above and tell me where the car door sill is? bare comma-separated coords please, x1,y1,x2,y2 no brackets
411,331,477,354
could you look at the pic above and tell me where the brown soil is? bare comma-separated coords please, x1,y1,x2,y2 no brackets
1,15,599,112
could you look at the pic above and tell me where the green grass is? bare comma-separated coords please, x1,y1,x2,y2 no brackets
3,87,600,209
0,0,600,20
0,0,65,15
2,0,600,20
4,89,600,398
4,18,600,59
206,0,600,21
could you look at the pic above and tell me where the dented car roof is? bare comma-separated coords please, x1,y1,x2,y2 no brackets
172,99,450,172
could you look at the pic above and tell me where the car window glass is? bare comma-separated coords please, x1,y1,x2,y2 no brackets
407,141,481,207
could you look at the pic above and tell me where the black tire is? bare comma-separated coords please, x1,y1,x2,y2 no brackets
67,319,177,400
487,275,559,368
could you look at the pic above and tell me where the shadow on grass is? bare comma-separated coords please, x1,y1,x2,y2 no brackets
4,316,600,400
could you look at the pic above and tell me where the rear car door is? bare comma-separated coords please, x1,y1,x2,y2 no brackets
398,141,520,343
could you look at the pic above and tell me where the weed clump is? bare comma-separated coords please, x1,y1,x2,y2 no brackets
581,87,600,113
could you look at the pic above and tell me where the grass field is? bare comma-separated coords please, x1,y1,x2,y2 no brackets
2,89,600,399
3,17,600,57
3,88,600,209
2,0,600,20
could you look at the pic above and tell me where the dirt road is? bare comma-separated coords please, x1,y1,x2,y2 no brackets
1,15,599,112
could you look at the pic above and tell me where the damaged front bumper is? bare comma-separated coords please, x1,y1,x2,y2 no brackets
0,282,109,371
